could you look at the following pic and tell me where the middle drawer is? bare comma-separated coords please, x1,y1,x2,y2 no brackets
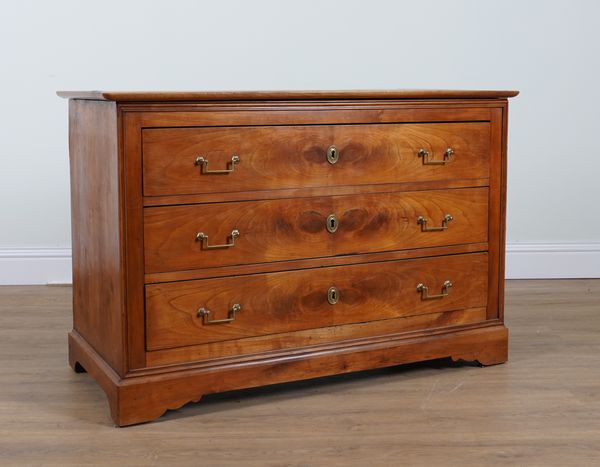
144,187,488,274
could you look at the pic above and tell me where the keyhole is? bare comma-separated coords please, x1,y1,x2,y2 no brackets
326,214,338,233
327,287,339,305
327,145,339,164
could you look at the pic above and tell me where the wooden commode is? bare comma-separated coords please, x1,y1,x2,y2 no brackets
58,89,518,426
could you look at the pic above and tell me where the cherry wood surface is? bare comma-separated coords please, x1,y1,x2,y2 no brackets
486,108,504,321
142,122,490,196
70,321,508,426
142,178,489,207
144,187,488,273
122,112,147,371
68,100,126,376
144,242,488,284
59,90,514,425
132,106,495,137
146,253,488,350
146,307,488,367
57,89,519,101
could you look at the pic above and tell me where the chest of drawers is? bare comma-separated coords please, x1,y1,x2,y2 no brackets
59,89,517,426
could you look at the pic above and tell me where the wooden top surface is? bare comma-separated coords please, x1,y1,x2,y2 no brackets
57,89,519,102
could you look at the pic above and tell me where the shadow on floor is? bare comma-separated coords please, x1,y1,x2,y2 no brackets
155,357,482,424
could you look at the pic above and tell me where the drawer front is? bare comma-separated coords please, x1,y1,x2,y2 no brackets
142,123,490,196
144,187,488,273
146,252,488,350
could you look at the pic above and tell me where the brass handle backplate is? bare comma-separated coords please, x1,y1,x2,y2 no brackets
197,303,241,324
416,280,452,300
327,145,339,164
417,214,453,232
195,155,240,174
196,229,240,250
418,147,454,165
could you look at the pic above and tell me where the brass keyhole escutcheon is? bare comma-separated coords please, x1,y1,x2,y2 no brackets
326,214,338,233
327,145,339,164
327,287,340,305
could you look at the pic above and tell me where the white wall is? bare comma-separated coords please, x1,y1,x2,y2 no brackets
1,0,599,284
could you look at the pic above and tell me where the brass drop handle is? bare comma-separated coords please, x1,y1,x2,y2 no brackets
418,147,454,165
194,155,240,174
196,229,240,250
417,280,452,300
197,303,241,325
417,214,453,232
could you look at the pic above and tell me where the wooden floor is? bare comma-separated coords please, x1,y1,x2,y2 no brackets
0,280,599,466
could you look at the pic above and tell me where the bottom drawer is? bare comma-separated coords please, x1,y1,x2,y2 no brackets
146,252,489,351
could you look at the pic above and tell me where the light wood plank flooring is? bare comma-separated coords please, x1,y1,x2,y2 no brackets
0,280,599,466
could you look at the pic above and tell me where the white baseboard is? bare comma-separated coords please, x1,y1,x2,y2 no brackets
0,248,72,285
0,243,599,285
505,242,600,279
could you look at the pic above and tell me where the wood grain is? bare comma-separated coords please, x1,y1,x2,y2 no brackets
146,307,488,367
142,177,489,207
144,242,488,284
142,122,490,196
123,102,500,373
122,112,147,370
133,105,495,132
60,92,514,427
68,100,126,376
146,253,488,350
144,187,489,273
57,89,519,101
486,106,504,320
71,318,507,426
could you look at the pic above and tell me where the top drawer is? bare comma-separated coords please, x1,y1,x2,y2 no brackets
142,122,490,196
